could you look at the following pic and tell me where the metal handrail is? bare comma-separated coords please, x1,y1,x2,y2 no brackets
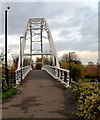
42,65,70,87
15,65,32,85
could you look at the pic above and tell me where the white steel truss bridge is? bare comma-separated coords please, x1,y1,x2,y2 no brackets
2,18,79,119
15,18,70,87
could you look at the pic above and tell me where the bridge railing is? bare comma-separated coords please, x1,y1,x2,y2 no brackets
42,65,70,87
15,65,32,85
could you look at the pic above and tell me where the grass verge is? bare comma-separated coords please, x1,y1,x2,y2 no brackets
79,78,91,82
0,88,17,100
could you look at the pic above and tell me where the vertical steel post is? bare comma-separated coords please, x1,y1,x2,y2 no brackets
60,70,62,80
58,69,59,78
30,24,32,66
41,20,43,66
41,22,43,53
69,52,75,85
64,72,67,82
20,37,22,82
5,10,9,85
69,53,71,85
54,57,56,66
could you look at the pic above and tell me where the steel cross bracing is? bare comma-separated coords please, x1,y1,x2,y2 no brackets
18,18,60,69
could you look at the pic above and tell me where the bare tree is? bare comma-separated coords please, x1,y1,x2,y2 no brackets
60,53,81,64
60,53,69,62
11,54,19,70
0,49,5,65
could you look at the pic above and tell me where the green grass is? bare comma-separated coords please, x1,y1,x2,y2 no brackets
79,78,91,82
0,88,17,100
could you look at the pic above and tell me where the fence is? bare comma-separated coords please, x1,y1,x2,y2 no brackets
15,65,32,85
42,65,70,87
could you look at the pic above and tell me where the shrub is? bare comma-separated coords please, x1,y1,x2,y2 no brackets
2,76,10,92
72,83,100,120
67,62,85,82
60,61,67,69
0,88,17,100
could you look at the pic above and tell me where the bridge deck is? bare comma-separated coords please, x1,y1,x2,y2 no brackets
2,70,77,119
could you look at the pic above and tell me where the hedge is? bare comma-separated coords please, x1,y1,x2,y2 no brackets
72,83,100,120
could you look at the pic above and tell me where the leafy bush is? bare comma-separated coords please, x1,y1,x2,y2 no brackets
72,84,80,100
67,62,85,82
0,88,17,100
60,61,67,69
2,73,15,92
72,83,100,120
2,76,10,92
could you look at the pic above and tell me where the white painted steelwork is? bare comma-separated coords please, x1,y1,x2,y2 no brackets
42,65,70,87
18,18,60,69
15,65,32,85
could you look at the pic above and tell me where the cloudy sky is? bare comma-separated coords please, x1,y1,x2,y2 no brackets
0,0,98,64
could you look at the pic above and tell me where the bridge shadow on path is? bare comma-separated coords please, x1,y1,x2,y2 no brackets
2,70,78,119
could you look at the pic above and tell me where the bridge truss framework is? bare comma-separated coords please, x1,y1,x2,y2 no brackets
15,18,70,87
18,18,59,69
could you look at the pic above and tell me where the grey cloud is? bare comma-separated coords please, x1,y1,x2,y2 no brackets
1,2,70,35
56,4,98,52
1,2,98,53
8,43,30,51
59,29,72,37
55,38,98,52
0,38,4,43
1,2,83,35
8,44,19,49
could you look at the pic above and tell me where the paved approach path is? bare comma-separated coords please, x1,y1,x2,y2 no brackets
2,70,78,119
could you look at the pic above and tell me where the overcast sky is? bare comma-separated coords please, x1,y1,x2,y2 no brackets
0,1,98,64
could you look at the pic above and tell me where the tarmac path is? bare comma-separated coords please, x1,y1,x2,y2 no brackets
2,70,78,119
